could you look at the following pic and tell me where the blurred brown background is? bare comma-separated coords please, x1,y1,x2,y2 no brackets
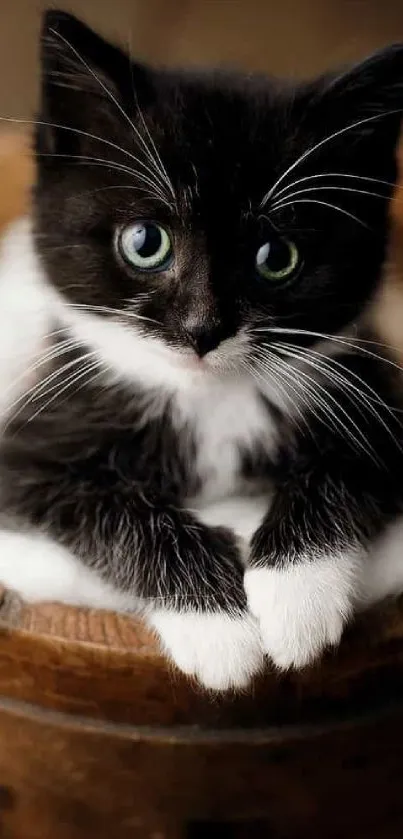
1,0,403,119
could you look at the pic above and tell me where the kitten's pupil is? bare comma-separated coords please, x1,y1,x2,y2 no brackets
134,224,161,259
257,239,288,272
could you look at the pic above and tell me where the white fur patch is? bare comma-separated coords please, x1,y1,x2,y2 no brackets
0,218,52,424
60,300,196,395
0,528,132,611
148,609,264,690
187,493,269,543
244,551,360,670
176,375,276,503
360,515,403,605
62,302,278,506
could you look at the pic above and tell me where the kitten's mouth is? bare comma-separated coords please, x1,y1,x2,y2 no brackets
174,347,241,377
171,334,249,377
175,351,212,372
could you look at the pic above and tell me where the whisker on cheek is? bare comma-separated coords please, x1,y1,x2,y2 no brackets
47,27,176,206
262,108,403,206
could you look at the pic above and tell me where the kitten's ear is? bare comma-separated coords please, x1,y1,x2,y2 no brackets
37,10,150,154
313,45,403,150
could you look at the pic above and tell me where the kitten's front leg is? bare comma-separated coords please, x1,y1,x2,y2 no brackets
244,448,396,670
143,519,264,690
0,467,263,689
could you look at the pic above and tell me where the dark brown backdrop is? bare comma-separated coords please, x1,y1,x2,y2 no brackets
2,0,403,120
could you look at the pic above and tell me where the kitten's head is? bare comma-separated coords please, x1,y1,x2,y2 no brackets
34,10,403,391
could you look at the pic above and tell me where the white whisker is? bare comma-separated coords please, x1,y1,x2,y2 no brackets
49,28,175,204
276,341,396,412
256,344,379,462
69,184,171,207
270,197,369,228
30,353,98,404
39,152,170,206
254,347,346,438
248,351,317,436
273,341,403,452
271,184,392,213
262,108,402,205
253,326,403,375
5,349,96,427
0,336,81,406
0,116,173,207
22,358,102,426
135,100,176,204
39,150,167,193
125,30,176,205
65,301,159,326
272,172,399,204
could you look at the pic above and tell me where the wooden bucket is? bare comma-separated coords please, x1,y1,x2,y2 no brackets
1,593,403,838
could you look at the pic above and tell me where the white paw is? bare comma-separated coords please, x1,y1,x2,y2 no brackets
148,609,264,690
244,552,360,670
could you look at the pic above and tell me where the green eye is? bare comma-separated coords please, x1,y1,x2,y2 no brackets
117,222,173,272
256,237,299,282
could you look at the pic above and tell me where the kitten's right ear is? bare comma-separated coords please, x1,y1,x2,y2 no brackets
37,10,152,155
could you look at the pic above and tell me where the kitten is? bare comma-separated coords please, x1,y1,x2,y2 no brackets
1,9,403,690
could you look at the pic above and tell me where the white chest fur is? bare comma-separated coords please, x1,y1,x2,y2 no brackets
176,374,276,502
175,375,276,541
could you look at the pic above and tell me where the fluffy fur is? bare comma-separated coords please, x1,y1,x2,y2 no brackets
1,11,403,689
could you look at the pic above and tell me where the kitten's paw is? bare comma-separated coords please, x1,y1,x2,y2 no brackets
244,552,359,670
149,610,264,690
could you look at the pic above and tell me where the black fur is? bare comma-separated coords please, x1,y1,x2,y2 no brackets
1,10,403,635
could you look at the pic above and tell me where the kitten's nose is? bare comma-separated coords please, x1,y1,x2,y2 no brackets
183,317,224,357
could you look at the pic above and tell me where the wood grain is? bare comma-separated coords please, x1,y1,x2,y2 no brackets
1,646,403,839
1,587,403,729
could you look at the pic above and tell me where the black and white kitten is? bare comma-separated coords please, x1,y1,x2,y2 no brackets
1,9,403,689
